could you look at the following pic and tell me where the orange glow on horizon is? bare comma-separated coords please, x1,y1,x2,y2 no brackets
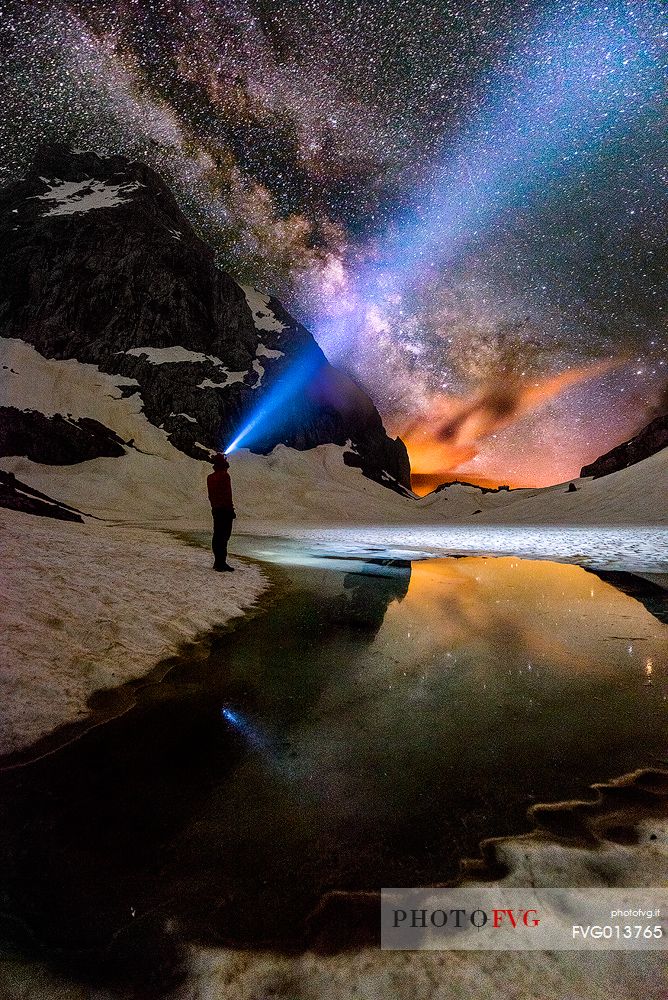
399,359,619,495
410,472,520,496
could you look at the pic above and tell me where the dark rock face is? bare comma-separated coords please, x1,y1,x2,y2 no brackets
432,479,512,496
0,407,126,464
580,414,668,479
0,470,84,522
0,145,410,492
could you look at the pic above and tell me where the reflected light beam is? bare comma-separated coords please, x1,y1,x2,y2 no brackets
220,706,270,752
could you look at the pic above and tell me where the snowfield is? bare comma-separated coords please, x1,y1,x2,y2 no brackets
124,345,229,366
240,284,288,332
2,337,666,542
0,508,267,758
244,522,668,573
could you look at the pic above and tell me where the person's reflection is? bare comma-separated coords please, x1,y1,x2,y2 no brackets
332,561,412,637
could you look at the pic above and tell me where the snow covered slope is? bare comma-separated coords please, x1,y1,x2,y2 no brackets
418,451,668,526
0,337,211,522
0,337,417,527
2,333,667,536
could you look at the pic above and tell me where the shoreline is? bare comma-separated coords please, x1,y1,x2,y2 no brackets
3,517,665,764
0,509,270,760
0,767,664,1000
1,521,666,1000
181,768,667,999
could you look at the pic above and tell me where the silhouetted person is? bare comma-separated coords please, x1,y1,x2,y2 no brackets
207,454,236,572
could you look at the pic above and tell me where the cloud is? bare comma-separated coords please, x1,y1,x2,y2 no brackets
400,360,618,491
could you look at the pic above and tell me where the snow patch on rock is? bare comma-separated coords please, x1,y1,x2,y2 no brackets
197,370,247,389
169,411,197,423
124,346,228,366
250,342,283,388
240,284,287,333
256,343,284,359
251,358,265,388
32,177,142,216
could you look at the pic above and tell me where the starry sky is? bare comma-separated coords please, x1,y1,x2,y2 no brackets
1,0,666,491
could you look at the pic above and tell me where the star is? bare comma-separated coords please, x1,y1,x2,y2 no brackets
1,0,665,489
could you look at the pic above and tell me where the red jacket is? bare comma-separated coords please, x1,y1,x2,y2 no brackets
207,469,234,511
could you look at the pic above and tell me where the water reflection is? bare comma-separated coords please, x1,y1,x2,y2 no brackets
0,553,665,993
331,567,411,636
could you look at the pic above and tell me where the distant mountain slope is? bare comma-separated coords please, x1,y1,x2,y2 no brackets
580,413,668,478
418,447,668,525
431,479,513,496
0,145,410,493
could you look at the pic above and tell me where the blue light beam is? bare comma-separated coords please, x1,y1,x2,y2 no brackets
223,345,324,454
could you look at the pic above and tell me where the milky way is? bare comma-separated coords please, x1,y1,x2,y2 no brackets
1,0,665,489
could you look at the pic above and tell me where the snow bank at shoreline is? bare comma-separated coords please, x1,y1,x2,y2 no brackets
0,776,664,1000
184,940,664,1000
181,771,668,1000
0,508,267,757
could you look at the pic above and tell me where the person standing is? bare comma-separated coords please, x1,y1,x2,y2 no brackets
207,454,236,572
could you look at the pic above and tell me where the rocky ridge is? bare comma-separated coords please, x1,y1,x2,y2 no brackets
0,145,411,493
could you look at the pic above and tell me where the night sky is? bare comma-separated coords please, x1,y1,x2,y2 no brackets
1,0,666,490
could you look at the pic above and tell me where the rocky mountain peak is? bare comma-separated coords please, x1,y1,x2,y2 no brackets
0,146,411,492
580,412,668,479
